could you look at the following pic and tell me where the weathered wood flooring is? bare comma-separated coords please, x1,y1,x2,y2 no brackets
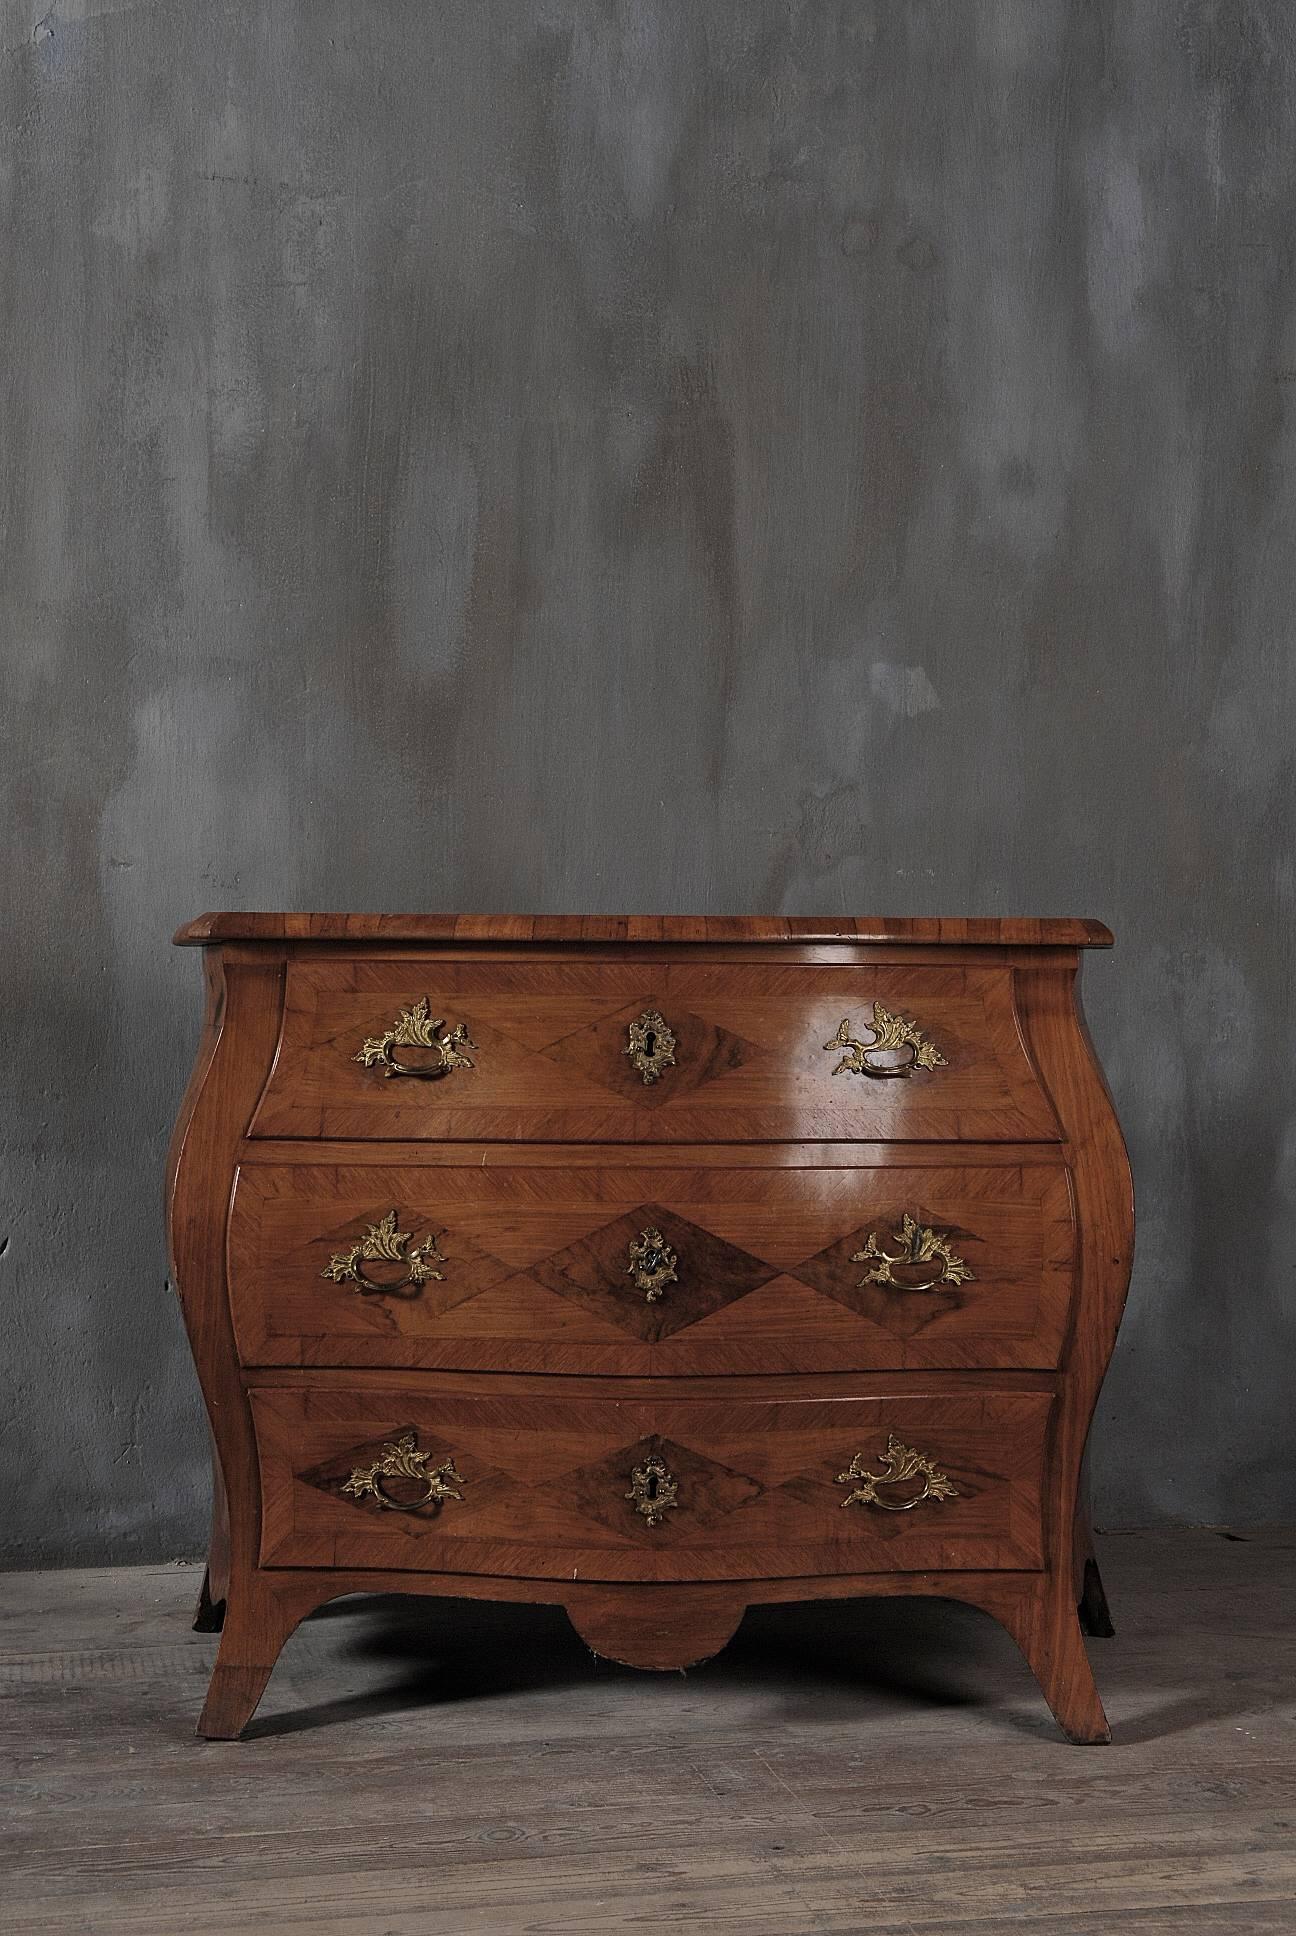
2,1528,1294,1933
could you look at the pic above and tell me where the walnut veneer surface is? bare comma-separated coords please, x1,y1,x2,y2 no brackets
167,914,1133,1741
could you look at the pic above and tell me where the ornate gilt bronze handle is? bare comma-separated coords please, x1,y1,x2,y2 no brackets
851,1214,973,1292
342,1434,465,1514
836,1435,960,1512
625,1452,679,1526
355,997,477,1079
625,1008,676,1084
321,1211,447,1298
626,1227,678,1302
825,1002,947,1079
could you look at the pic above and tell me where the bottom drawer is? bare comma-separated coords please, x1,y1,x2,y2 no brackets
250,1381,1052,1580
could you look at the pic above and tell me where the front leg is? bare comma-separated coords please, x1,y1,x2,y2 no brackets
198,1575,315,1740
979,1577,1111,1744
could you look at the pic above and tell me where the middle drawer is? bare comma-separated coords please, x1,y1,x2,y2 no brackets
230,1160,1076,1375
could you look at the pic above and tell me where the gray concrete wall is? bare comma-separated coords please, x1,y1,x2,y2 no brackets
3,0,1294,1564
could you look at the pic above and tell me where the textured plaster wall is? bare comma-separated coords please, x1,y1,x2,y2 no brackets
3,0,1295,1564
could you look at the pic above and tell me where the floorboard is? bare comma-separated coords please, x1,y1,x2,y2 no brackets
1,1527,1294,1932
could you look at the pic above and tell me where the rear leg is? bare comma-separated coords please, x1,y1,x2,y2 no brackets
192,1566,226,1634
1073,1496,1115,1638
192,1451,231,1633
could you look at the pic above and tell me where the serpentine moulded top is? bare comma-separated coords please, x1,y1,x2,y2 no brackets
172,913,1114,948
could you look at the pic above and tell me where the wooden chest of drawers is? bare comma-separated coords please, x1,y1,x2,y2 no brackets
167,914,1133,1742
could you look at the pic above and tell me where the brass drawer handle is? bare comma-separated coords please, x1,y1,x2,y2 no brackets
626,1452,679,1526
355,997,477,1079
837,1435,960,1512
342,1434,465,1514
825,1002,947,1079
626,1227,678,1302
625,1008,676,1084
852,1215,973,1292
321,1210,447,1298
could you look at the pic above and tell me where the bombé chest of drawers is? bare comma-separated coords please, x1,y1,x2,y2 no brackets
167,914,1133,1742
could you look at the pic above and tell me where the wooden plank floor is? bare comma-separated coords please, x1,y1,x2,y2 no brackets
2,1528,1294,1933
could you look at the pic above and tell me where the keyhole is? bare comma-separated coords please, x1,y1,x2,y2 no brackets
642,1028,657,1059
645,1470,659,1501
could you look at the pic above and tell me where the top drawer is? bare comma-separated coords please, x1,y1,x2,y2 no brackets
248,957,1060,1143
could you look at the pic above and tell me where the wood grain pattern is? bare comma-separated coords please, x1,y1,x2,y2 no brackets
228,1160,1076,1374
165,950,295,1738
248,1379,1052,1581
240,1136,1069,1169
248,958,1062,1143
166,917,1134,1742
175,912,1115,947
1008,958,1135,1740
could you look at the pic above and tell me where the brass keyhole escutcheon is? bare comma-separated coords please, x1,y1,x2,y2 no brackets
625,1452,680,1526
626,1227,679,1302
625,1008,677,1085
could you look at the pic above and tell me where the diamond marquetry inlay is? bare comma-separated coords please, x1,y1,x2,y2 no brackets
563,1436,765,1539
310,1204,984,1345
302,1426,507,1521
539,1001,760,1106
315,1219,517,1323
793,1220,981,1337
528,1205,781,1343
